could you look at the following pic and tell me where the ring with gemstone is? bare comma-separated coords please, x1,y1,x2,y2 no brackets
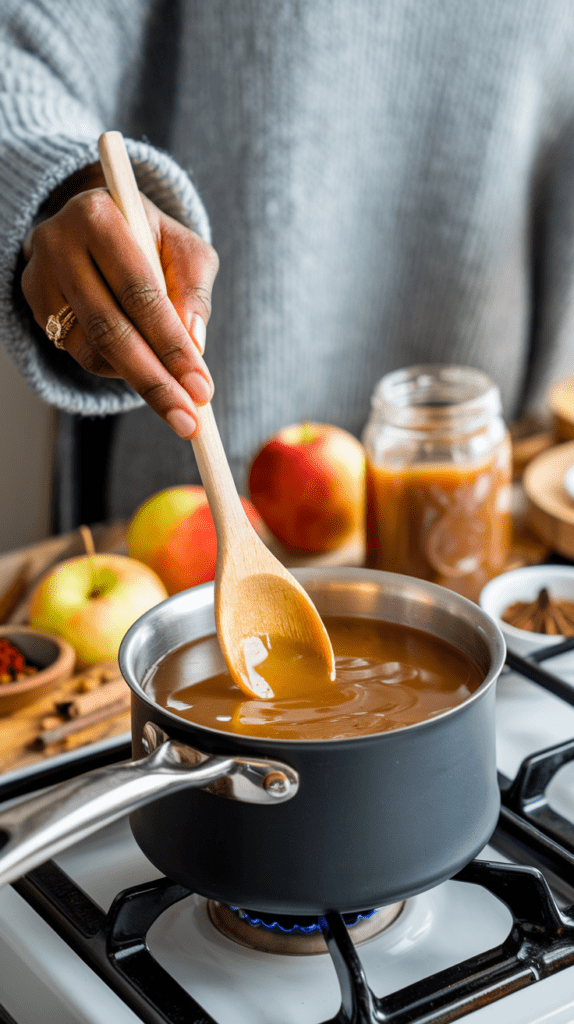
45,305,77,349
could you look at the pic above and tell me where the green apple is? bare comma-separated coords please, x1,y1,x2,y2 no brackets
28,553,168,667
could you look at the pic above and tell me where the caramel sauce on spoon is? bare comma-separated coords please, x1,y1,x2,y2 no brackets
239,632,335,700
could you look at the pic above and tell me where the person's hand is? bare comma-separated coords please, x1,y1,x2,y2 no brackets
21,169,219,440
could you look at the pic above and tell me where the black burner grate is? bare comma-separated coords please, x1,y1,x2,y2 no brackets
6,641,574,1024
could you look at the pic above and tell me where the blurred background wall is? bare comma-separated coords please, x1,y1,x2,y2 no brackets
0,345,55,553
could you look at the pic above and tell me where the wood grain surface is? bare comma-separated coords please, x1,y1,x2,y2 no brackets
0,524,131,775
523,440,574,560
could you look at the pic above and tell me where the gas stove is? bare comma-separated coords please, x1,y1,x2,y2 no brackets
1,644,574,1023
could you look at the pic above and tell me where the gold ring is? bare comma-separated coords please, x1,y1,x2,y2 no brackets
46,305,77,349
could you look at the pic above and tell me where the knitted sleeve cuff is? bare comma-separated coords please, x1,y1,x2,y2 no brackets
0,108,211,416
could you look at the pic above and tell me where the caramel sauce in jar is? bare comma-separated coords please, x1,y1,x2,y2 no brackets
365,454,512,598
362,366,512,601
143,616,483,741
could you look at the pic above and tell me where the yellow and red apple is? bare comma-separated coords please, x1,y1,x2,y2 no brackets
28,553,168,667
127,485,264,595
248,422,365,552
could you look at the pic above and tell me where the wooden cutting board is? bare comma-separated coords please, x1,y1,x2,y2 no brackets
523,440,574,560
0,661,131,776
0,523,131,775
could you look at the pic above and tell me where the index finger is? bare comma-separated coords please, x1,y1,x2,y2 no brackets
60,241,210,437
54,189,213,378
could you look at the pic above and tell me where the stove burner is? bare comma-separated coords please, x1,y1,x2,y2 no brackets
5,641,574,1022
207,900,405,954
232,906,378,932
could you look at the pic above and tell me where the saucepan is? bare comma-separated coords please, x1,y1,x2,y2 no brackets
0,568,505,914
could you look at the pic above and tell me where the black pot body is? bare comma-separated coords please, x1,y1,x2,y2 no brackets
122,569,504,915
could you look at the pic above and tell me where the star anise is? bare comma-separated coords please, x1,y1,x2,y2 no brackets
502,588,574,636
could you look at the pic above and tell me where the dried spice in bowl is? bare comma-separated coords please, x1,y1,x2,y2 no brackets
0,638,38,683
501,588,574,635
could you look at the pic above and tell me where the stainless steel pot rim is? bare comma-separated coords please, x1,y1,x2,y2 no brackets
119,567,506,748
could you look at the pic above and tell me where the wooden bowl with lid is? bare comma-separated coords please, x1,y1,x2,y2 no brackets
0,626,76,716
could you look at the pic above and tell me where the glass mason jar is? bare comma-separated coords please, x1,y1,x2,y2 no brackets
362,365,512,601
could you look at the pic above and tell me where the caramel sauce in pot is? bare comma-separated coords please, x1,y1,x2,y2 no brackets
143,616,483,741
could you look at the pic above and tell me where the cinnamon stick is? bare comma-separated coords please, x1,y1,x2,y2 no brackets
35,695,130,748
59,713,131,752
56,677,128,718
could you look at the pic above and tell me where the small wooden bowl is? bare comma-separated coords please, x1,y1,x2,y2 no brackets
0,626,76,716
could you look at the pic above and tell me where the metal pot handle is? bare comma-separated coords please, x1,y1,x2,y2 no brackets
0,734,299,889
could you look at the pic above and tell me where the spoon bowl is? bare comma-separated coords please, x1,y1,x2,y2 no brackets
216,550,336,700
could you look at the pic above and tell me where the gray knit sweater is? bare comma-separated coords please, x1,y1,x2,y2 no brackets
1,0,574,519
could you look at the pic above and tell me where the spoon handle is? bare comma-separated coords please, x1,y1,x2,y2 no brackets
97,131,248,536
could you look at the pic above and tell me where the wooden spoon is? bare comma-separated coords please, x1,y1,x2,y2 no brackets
98,131,335,700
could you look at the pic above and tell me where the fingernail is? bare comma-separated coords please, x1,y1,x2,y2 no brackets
190,313,206,354
166,407,198,439
181,368,213,404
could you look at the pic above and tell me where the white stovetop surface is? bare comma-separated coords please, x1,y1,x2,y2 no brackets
2,664,574,1024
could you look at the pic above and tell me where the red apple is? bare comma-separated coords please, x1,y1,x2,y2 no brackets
127,485,264,595
28,553,169,668
248,423,365,552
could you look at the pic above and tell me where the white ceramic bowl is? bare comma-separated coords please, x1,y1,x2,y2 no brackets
479,564,574,657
